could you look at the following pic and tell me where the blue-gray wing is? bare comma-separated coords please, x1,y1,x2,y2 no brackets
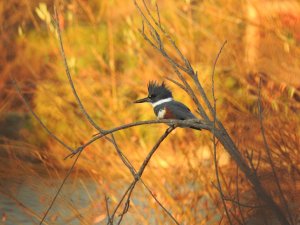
167,101,196,119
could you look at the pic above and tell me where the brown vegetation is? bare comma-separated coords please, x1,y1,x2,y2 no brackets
1,0,300,224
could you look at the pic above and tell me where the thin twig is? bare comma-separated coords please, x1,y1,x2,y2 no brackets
199,40,227,120
223,198,263,209
229,209,244,225
53,7,104,133
105,195,112,225
110,134,136,177
114,126,176,224
134,0,209,120
137,0,192,74
39,150,82,224
109,183,134,224
111,134,180,225
165,77,188,92
235,166,246,225
0,189,48,224
24,2,291,225
211,41,232,225
136,0,213,121
65,119,212,159
212,183,262,209
52,7,188,224
117,184,136,225
258,78,293,225
155,3,161,27
12,77,74,153
141,0,192,72
141,180,180,225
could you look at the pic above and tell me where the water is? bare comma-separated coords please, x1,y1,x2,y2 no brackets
0,176,103,225
0,175,220,225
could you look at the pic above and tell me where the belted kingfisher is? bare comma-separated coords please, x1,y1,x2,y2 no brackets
134,81,197,120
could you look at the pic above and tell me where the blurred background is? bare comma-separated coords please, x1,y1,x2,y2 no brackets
1,0,300,224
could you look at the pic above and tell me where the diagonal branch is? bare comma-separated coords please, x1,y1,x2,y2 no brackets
211,41,232,224
110,133,180,225
15,2,291,225
134,0,209,121
53,7,104,133
105,195,112,225
258,78,294,225
141,0,193,73
39,150,82,224
110,126,176,224
64,119,213,159
133,1,290,225
12,77,74,153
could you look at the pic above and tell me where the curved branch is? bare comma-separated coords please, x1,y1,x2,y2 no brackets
110,133,180,225
12,77,74,153
258,78,294,224
211,41,232,225
133,1,290,225
113,126,176,224
53,7,104,133
39,150,82,224
65,119,213,159
133,0,209,121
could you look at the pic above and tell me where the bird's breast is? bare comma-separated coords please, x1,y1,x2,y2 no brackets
157,108,166,119
157,107,175,119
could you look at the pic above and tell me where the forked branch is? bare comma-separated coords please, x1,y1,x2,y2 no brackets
133,1,290,225
14,2,291,225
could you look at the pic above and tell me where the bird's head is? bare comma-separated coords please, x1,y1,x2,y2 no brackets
134,81,173,104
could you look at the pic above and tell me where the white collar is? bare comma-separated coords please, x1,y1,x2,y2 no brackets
151,97,173,108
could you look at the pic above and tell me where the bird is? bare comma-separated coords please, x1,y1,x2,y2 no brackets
134,81,197,120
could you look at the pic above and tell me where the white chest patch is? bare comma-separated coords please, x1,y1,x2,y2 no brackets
151,98,173,108
157,108,166,119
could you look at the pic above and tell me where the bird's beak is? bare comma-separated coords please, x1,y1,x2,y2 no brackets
134,96,150,103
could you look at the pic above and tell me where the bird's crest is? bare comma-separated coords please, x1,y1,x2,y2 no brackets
147,81,172,97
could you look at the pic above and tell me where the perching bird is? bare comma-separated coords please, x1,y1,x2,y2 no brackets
134,81,197,120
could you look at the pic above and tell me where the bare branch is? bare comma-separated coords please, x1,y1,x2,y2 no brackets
141,0,193,73
0,189,47,223
134,0,191,74
65,119,213,159
51,8,188,224
109,183,134,224
258,78,294,224
155,3,161,27
235,166,246,225
137,126,175,178
53,7,104,133
21,2,291,225
12,77,74,153
211,41,232,225
141,180,180,225
165,77,188,92
113,126,176,224
212,182,262,209
133,2,290,224
117,185,135,225
134,0,209,121
39,150,82,224
105,195,112,225
110,134,180,225
224,198,263,209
